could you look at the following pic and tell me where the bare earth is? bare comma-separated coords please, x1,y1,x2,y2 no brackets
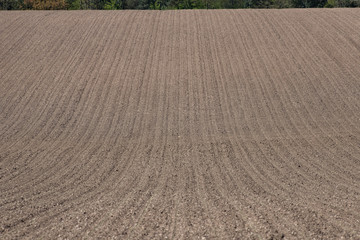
0,9,360,239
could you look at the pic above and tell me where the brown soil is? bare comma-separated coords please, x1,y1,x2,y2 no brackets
0,9,360,239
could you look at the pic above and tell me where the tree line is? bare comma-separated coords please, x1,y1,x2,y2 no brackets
1,0,359,10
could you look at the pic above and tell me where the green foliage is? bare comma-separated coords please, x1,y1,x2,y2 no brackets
337,0,360,6
104,0,122,9
272,0,289,7
138,0,155,9
154,0,167,9
324,0,335,7
0,0,24,9
67,0,80,9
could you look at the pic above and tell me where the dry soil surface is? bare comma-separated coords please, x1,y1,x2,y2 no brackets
0,9,360,239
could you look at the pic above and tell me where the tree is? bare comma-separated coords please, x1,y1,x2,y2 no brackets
104,0,122,9
23,0,67,9
0,0,24,9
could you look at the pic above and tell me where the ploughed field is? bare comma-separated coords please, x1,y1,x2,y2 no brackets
1,9,360,239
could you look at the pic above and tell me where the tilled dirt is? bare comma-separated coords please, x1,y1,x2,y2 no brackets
0,9,360,239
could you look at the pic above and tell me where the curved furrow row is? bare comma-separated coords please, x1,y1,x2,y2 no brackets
295,11,360,115
22,11,142,200
212,14,331,235
0,12,48,78
208,14,311,230
1,10,360,239
0,12,86,118
286,11,360,132
217,11,290,193
0,11,118,214
0,13,116,195
273,11,360,167
253,9,360,182
256,10,360,186
1,10,114,208
326,10,360,55
230,11,307,193
274,11,360,172
221,9,358,238
0,13,103,142
0,12,143,237
306,10,360,91
86,11,177,238
194,10,290,237
258,10,359,233
195,10,334,234
38,10,171,238
253,11,360,213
